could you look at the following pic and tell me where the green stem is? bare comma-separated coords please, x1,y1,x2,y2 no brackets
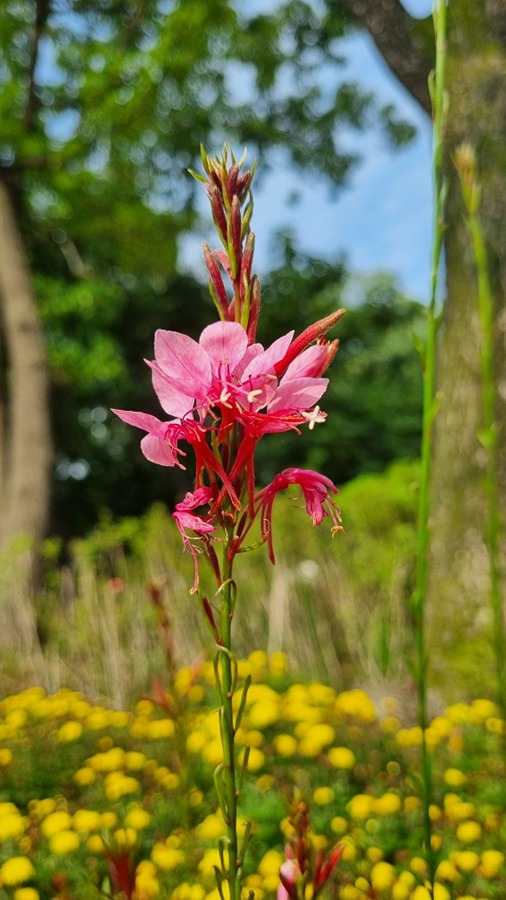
411,0,447,889
217,536,241,900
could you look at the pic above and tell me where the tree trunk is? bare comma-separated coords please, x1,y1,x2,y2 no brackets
0,178,52,558
337,0,506,692
427,3,506,689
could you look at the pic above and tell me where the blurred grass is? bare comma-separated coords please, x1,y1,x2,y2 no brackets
0,459,497,707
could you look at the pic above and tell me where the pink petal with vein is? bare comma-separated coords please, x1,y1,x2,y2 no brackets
140,434,178,466
268,377,329,413
147,360,196,418
242,331,294,379
111,408,167,435
281,345,330,380
199,321,249,374
154,330,212,401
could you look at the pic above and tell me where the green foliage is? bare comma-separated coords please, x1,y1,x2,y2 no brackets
1,1,420,538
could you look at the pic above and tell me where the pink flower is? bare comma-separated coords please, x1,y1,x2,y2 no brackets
112,319,337,482
172,487,217,592
278,857,299,900
255,468,343,562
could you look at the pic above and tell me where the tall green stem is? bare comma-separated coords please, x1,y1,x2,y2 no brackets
411,0,447,889
216,534,240,900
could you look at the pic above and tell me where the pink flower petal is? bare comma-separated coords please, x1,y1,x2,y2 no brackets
154,330,212,401
281,345,331,380
140,434,178,466
199,321,249,375
268,377,329,413
242,331,294,379
111,408,167,436
146,360,196,418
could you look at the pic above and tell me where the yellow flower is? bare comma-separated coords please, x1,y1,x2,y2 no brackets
480,849,504,878
247,699,280,730
145,718,176,740
273,734,298,757
436,860,459,881
339,887,361,900
201,739,224,767
335,689,376,722
471,698,498,719
0,812,25,843
14,889,40,900
87,834,105,854
444,767,467,788
410,857,429,877
113,828,137,848
380,716,400,733
49,829,80,855
411,887,450,900
171,883,206,900
372,793,401,816
57,720,83,742
73,810,102,834
151,843,185,871
125,807,151,830
73,766,96,787
85,708,111,730
1,856,35,886
370,861,396,892
404,795,421,813
269,650,288,676
152,767,179,790
347,794,374,821
330,816,347,835
313,786,335,805
340,837,357,861
125,751,147,771
450,850,480,873
395,727,423,748
328,746,356,769
135,873,160,898
195,813,226,841
445,800,476,822
239,746,265,772
456,820,481,844
104,773,140,801
87,747,125,772
41,810,73,838
258,848,284,892
186,730,207,754
0,748,13,766
101,811,118,829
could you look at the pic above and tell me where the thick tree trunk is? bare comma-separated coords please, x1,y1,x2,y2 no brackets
0,179,52,555
337,0,506,691
427,4,506,688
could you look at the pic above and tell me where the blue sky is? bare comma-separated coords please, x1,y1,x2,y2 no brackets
182,0,434,305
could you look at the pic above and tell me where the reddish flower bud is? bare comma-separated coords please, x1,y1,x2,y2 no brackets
205,184,227,241
231,194,242,266
274,309,345,377
247,274,261,342
203,243,229,316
